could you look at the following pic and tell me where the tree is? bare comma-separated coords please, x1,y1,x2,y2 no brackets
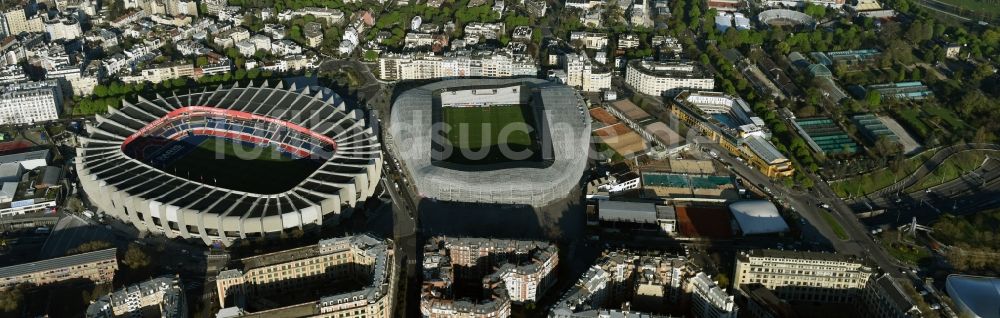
122,244,150,269
0,284,23,312
67,240,113,255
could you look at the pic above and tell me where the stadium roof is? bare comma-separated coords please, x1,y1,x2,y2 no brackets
78,81,379,207
728,200,789,235
389,78,589,207
946,274,1000,318
0,248,116,279
75,81,382,245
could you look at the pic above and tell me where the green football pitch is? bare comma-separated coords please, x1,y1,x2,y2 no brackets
165,137,321,194
441,105,541,164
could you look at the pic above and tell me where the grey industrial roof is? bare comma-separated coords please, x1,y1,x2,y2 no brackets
0,149,48,164
729,200,788,235
743,135,787,164
946,274,1000,318
599,200,658,223
0,248,116,279
0,162,21,179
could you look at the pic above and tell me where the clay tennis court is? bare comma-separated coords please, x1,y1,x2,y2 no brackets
675,205,733,238
589,108,620,125
594,123,647,156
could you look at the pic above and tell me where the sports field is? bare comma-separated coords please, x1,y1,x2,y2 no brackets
163,137,321,194
441,105,541,164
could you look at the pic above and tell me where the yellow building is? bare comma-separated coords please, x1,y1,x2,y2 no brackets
671,91,794,178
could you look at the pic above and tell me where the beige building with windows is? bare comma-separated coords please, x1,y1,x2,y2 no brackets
0,248,117,290
626,60,715,97
215,234,395,318
734,250,873,304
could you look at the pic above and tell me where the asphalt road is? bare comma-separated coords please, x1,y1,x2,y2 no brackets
698,140,908,278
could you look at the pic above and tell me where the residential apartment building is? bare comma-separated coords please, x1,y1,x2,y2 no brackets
551,250,688,316
569,32,610,50
0,80,62,125
0,248,118,290
44,15,83,41
3,8,44,35
215,234,394,318
563,53,612,92
120,63,195,83
421,237,558,318
626,60,714,97
304,22,324,48
86,275,187,318
861,273,921,318
734,250,873,304
378,51,538,81
688,272,738,318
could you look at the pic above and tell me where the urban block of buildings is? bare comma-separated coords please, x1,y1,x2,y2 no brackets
378,50,538,81
86,275,187,318
421,237,558,318
551,250,690,316
670,91,794,178
215,234,395,318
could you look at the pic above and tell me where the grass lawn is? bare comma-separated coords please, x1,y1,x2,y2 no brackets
908,150,994,192
167,137,321,194
819,211,849,240
895,109,930,140
196,137,295,162
933,0,1000,18
443,105,535,149
924,106,968,132
830,151,934,197
441,105,540,164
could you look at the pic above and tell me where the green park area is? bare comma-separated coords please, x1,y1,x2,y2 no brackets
830,151,934,198
907,150,996,192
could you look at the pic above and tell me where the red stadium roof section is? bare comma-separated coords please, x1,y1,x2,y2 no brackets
121,106,338,150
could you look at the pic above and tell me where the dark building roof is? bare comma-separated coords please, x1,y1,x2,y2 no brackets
0,248,116,279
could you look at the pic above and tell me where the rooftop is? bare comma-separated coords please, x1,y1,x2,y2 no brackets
739,249,863,264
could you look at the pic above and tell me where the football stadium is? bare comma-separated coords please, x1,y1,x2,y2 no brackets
76,81,382,245
389,79,590,207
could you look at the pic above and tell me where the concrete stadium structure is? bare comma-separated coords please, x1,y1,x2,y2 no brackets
758,9,817,28
76,81,382,246
389,78,590,207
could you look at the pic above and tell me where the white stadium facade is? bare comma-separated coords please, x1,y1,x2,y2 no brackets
389,78,590,207
76,81,382,246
